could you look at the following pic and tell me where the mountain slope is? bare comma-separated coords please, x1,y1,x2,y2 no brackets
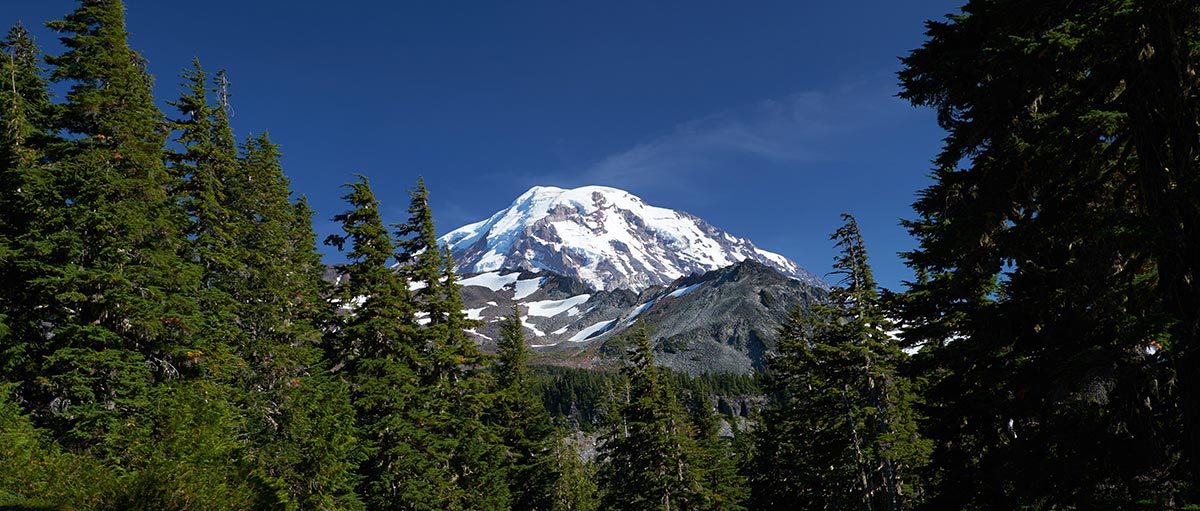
458,260,826,375
440,185,823,292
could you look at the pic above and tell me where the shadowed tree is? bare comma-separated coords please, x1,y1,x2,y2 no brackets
898,0,1199,506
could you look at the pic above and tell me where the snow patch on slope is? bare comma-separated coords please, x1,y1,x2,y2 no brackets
525,295,592,318
667,283,701,298
458,271,519,291
569,319,616,342
512,277,544,300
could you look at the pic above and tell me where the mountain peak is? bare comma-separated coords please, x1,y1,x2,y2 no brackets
440,185,822,291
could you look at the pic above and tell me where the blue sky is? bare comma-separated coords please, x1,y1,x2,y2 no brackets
9,1,962,290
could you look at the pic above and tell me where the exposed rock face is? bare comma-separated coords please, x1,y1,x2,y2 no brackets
456,260,826,375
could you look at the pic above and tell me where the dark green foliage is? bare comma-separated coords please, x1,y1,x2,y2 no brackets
168,61,361,508
27,0,201,455
493,307,559,509
114,381,281,511
392,177,509,509
0,384,115,509
598,326,705,510
536,366,760,430
0,3,360,506
326,176,510,509
690,395,748,510
898,1,1200,506
752,215,928,510
0,22,56,169
0,24,61,378
326,176,422,509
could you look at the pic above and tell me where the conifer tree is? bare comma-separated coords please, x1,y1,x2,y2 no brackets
753,214,927,510
598,325,703,511
493,306,559,509
392,176,509,509
326,175,420,509
898,1,1199,505
689,395,748,511
0,383,115,508
0,22,59,380
394,176,486,376
232,135,361,508
550,434,601,511
31,0,201,453
167,59,244,381
0,22,56,169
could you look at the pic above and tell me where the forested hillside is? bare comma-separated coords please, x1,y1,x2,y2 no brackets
2,0,1199,510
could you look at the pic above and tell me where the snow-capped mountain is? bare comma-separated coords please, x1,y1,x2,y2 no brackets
440,185,823,292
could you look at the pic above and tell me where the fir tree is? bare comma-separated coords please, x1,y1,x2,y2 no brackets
0,22,59,380
167,59,244,383
392,176,509,509
753,214,927,510
550,433,601,511
598,325,703,511
0,22,56,169
898,1,1199,505
689,395,748,511
326,175,420,509
31,0,201,454
233,135,361,508
493,306,558,509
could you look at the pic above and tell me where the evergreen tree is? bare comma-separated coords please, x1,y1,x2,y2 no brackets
898,1,1199,506
493,306,558,509
0,383,115,509
752,214,927,510
114,380,281,511
167,59,243,382
0,22,59,380
0,22,56,169
392,176,509,509
394,176,486,376
549,433,601,511
326,175,421,509
689,396,747,511
30,0,201,454
598,325,703,511
234,135,362,508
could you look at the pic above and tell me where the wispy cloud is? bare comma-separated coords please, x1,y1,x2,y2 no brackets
561,83,897,192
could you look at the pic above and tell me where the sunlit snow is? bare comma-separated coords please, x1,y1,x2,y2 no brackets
667,283,701,298
458,271,519,291
512,277,544,300
569,319,616,342
525,295,591,317
439,185,820,291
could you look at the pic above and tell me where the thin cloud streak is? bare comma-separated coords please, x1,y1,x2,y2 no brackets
563,84,894,192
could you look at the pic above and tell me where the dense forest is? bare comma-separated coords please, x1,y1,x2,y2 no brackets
2,0,1199,509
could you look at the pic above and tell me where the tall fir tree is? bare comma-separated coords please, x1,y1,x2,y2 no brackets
598,325,703,511
898,1,1199,506
689,394,748,511
325,175,420,510
30,0,201,454
493,306,559,510
0,22,59,380
167,59,243,381
549,433,601,511
232,133,362,508
752,214,928,510
392,176,509,509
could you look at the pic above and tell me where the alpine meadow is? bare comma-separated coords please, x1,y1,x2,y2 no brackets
2,1,1199,510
